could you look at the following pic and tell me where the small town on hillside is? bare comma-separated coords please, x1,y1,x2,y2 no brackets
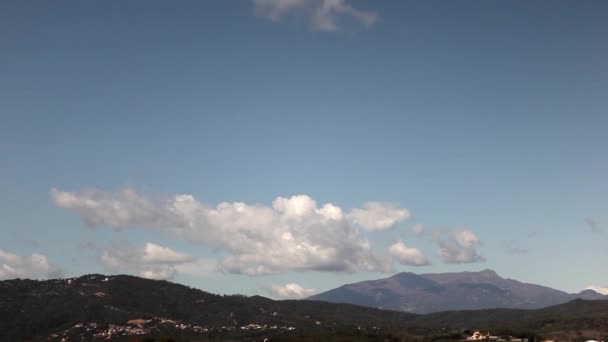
464,331,605,342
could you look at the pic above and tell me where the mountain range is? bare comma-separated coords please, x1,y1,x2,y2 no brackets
309,269,607,313
1,273,608,341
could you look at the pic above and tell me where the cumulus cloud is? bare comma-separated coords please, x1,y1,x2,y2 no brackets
348,202,410,231
388,240,430,266
51,187,172,229
436,229,485,264
140,243,194,264
0,249,63,280
584,217,603,234
52,187,408,276
253,0,378,31
98,242,212,280
586,285,608,295
263,282,317,299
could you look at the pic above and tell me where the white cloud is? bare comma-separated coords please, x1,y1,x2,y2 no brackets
264,282,317,299
348,202,410,231
51,187,170,229
173,259,218,277
436,229,485,264
98,242,211,280
253,0,378,31
139,268,177,281
52,187,407,276
312,0,377,31
586,285,608,295
140,242,193,264
273,195,318,219
0,249,63,280
388,240,430,266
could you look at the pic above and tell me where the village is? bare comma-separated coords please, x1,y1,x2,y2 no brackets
464,330,605,342
465,331,527,341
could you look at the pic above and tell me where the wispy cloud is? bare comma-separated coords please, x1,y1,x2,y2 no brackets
51,187,410,276
253,0,378,31
98,242,213,280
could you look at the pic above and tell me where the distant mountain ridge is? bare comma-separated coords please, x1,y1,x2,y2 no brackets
308,269,607,313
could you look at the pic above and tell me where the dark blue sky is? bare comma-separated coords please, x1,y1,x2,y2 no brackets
1,0,607,296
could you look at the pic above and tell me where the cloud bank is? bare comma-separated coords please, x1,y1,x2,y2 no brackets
253,0,378,31
0,249,63,280
52,187,411,276
263,282,317,299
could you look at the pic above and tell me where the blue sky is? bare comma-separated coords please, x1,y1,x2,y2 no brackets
1,0,607,298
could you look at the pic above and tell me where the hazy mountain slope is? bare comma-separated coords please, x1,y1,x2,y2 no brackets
308,269,607,313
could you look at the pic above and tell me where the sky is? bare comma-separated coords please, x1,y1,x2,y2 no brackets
1,0,607,298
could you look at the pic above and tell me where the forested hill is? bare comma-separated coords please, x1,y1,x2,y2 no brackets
1,274,607,341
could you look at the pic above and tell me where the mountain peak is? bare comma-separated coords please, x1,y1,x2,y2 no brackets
309,269,603,313
579,289,598,294
479,269,499,277
576,289,608,300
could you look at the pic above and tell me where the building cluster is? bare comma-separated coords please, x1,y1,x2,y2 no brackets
239,323,296,331
46,317,305,341
464,331,605,342
465,331,528,341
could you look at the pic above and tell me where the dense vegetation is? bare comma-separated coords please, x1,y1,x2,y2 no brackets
1,274,607,341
